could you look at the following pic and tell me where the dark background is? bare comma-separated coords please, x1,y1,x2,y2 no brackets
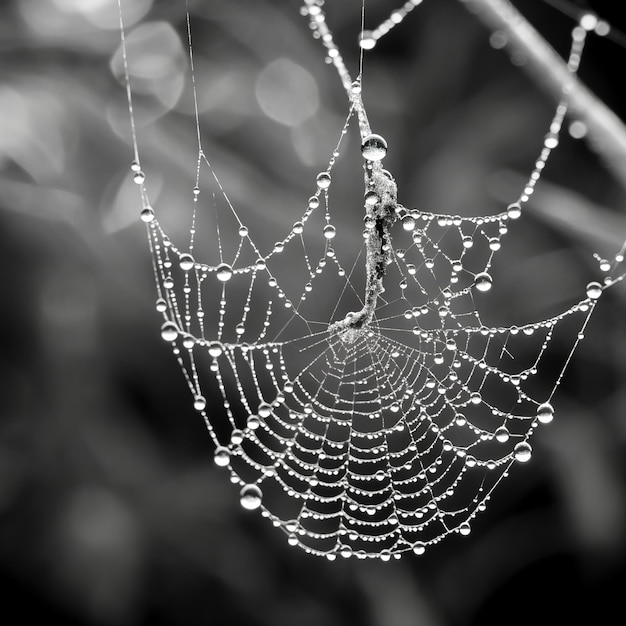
1,1,625,624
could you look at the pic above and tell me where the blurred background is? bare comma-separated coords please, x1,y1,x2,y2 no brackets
1,0,626,624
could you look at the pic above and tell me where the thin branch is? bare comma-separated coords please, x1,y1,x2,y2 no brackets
460,0,626,192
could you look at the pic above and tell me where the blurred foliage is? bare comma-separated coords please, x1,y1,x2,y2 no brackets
1,0,625,625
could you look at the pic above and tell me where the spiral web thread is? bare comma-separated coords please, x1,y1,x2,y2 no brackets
118,0,626,560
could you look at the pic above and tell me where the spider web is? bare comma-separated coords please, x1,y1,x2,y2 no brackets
118,0,626,560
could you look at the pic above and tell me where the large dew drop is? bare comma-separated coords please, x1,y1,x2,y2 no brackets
240,484,263,510
179,253,195,271
361,134,388,161
140,207,154,223
216,263,233,282
474,272,493,292
586,281,602,299
536,402,554,424
160,322,178,342
358,30,376,50
514,441,532,462
214,446,230,467
402,216,416,231
495,425,510,443
323,224,336,239
316,172,331,190
230,429,244,445
364,190,380,206
507,202,522,219
257,402,272,418
208,342,223,357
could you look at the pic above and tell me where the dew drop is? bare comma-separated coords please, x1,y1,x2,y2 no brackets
544,133,559,149
133,171,145,185
160,322,178,342
323,224,336,239
257,402,272,418
140,207,154,223
193,395,206,411
358,30,376,50
507,202,522,219
364,190,380,206
238,225,249,237
130,160,141,172
470,392,481,405
361,134,388,161
599,259,611,272
293,221,304,234
537,402,554,424
240,484,263,510
474,272,493,292
316,172,331,189
216,263,233,282
247,415,261,430
459,522,471,536
214,446,230,467
208,342,223,357
156,298,167,313
413,542,426,556
179,253,195,271
580,12,598,31
231,429,244,445
514,441,532,462
462,236,473,248
402,215,416,231
586,281,602,299
308,195,320,209
495,426,510,443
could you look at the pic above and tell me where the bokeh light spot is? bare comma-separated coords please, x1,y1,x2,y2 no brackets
256,58,319,127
